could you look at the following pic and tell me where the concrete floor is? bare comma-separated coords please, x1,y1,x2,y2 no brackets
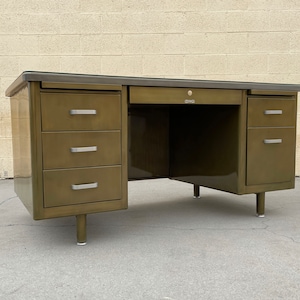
1,178,300,300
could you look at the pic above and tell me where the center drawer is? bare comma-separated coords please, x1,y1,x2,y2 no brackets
41,92,121,131
43,166,122,207
42,131,121,169
130,86,242,104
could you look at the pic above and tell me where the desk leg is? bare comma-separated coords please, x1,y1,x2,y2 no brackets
256,193,265,217
193,184,200,198
76,214,87,246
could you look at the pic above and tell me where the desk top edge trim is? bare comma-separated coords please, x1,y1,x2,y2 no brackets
5,71,300,97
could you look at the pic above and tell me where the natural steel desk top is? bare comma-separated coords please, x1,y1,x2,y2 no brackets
6,71,300,97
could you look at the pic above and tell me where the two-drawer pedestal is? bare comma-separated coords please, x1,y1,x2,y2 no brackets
247,95,297,186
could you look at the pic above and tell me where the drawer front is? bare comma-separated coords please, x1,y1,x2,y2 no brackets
130,86,242,105
43,166,121,207
41,92,121,131
248,98,296,127
247,128,296,185
42,131,121,169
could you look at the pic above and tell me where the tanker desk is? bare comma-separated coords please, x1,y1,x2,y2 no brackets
6,72,299,245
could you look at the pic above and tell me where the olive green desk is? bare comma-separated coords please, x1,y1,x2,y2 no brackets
6,71,299,245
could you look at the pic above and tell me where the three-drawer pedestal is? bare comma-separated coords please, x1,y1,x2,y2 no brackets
8,81,128,245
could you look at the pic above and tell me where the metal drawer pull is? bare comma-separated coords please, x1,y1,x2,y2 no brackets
69,109,97,115
264,110,282,115
72,182,98,190
264,139,282,144
70,146,97,153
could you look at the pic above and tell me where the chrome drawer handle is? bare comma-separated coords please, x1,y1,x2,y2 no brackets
69,109,97,115
264,139,282,144
264,110,282,115
70,146,97,153
71,182,98,190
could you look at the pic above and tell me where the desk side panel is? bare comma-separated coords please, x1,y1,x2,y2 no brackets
10,85,34,216
128,105,170,179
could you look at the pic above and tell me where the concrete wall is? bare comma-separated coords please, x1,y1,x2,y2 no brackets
1,0,300,178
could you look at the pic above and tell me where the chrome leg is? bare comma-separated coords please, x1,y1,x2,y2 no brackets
76,214,87,246
256,193,265,217
193,184,200,198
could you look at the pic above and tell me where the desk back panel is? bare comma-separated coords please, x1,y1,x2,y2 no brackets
128,104,241,193
169,105,240,193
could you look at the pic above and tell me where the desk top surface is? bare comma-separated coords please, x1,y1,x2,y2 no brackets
6,71,300,97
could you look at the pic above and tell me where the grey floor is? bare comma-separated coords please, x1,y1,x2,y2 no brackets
1,178,300,300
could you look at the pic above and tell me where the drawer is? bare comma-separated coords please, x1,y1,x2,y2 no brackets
41,92,121,131
42,131,121,169
247,128,296,185
43,166,121,207
130,86,242,105
247,97,296,127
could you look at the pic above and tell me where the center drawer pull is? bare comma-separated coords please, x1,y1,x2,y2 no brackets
71,182,98,190
264,139,282,144
264,110,283,115
70,146,97,153
69,109,97,115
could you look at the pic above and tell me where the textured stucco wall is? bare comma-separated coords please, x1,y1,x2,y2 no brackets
1,0,300,177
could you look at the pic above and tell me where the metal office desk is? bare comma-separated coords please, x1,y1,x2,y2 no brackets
6,71,300,245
